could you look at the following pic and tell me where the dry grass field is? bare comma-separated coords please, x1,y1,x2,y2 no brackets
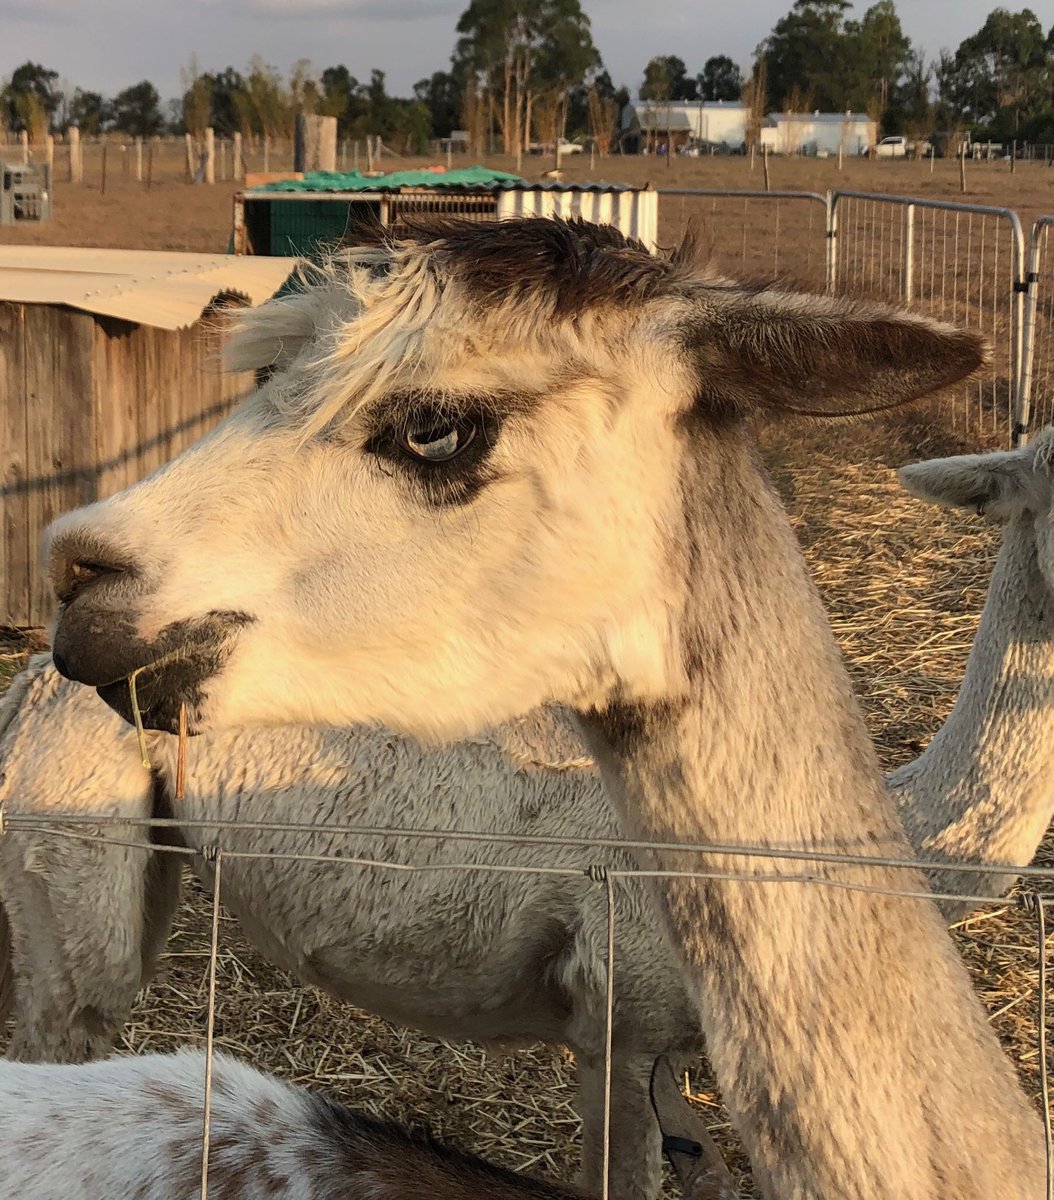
2,151,1054,1195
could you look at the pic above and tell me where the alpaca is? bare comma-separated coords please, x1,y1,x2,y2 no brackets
890,430,1054,915
8,420,1054,1195
42,218,1046,1197
0,1047,589,1200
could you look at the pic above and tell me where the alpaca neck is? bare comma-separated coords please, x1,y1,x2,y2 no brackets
576,427,1043,1200
889,515,1054,918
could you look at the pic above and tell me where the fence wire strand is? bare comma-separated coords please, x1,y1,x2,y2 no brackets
2,796,1052,1189
200,846,222,1200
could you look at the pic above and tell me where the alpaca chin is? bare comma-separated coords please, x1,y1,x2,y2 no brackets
56,611,253,735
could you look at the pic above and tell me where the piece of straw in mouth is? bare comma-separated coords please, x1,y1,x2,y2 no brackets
127,667,152,770
176,702,188,799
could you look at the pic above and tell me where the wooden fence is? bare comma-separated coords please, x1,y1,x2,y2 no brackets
0,302,252,627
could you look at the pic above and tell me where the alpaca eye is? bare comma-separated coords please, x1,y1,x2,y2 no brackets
401,420,476,463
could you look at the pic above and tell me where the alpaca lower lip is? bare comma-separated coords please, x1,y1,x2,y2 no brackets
95,670,205,735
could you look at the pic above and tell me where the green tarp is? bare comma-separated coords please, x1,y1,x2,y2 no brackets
250,166,525,193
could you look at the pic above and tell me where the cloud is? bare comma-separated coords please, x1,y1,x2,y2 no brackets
195,0,458,20
0,0,78,21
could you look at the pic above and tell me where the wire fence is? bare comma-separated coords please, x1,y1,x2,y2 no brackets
1,802,1052,1197
659,189,830,292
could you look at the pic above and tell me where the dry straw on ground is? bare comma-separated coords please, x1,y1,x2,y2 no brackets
2,413,1051,1198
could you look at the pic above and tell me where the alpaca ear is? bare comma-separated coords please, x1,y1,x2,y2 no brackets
897,447,1036,519
687,288,989,419
223,288,323,374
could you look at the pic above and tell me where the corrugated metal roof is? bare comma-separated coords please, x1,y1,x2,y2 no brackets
0,247,299,330
252,167,524,194
489,180,649,193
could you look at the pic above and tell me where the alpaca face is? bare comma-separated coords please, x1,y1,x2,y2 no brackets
46,219,986,738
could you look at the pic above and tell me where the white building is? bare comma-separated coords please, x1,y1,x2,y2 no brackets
760,112,876,156
620,100,749,153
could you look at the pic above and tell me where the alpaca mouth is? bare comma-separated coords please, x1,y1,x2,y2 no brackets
95,662,209,736
53,610,253,735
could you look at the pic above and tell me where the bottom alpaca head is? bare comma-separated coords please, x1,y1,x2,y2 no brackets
0,1048,586,1199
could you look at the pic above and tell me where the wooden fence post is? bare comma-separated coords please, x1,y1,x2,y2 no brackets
45,134,54,176
134,136,143,181
184,132,194,182
68,126,82,183
205,127,215,184
233,131,243,181
294,113,337,172
20,130,29,163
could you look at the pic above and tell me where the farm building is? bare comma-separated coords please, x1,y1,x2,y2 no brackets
620,100,749,153
760,111,876,156
0,247,297,627
232,168,659,256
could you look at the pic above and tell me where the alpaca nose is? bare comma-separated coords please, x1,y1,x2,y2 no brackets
47,528,147,687
55,556,127,606
48,531,134,608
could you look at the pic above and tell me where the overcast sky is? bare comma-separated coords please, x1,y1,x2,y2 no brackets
0,0,1031,102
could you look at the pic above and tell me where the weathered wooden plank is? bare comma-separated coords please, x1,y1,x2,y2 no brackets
94,316,142,499
23,305,97,625
0,303,30,626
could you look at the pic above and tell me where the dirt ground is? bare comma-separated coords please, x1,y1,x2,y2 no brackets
2,153,1054,1195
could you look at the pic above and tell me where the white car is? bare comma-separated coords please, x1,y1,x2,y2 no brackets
874,135,908,158
556,138,584,155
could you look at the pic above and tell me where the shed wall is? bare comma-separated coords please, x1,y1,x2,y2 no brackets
0,302,252,627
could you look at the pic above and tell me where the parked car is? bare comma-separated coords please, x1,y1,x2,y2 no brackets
874,135,908,158
526,137,584,156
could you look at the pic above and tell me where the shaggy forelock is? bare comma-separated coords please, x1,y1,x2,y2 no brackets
228,217,701,439
368,215,698,316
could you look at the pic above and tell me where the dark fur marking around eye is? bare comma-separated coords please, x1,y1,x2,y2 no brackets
362,394,510,508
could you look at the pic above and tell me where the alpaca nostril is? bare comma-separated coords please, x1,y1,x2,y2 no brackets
57,558,125,606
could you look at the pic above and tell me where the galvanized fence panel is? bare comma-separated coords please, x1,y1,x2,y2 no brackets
830,192,1026,446
1020,218,1054,435
658,190,830,293
659,189,1030,447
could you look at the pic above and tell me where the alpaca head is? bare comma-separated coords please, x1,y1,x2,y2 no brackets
898,427,1054,581
46,218,987,738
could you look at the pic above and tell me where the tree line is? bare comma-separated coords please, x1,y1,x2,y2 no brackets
2,1,1053,154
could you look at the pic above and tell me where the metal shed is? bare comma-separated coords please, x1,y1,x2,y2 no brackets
232,170,659,258
0,247,297,626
